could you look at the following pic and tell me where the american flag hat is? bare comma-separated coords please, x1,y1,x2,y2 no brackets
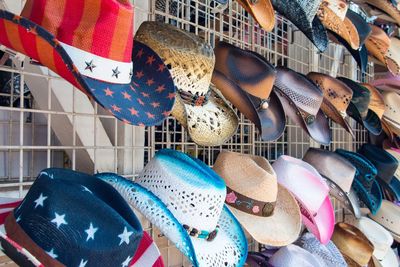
0,169,164,267
0,0,176,126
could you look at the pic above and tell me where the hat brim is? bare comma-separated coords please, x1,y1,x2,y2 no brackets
212,70,286,141
352,178,383,215
236,0,275,31
96,173,248,267
347,103,383,136
365,0,400,26
323,177,361,218
371,78,400,92
383,117,400,137
228,184,302,246
272,0,328,52
321,98,355,138
379,177,400,201
274,87,332,145
171,87,239,146
299,196,335,245
0,10,176,126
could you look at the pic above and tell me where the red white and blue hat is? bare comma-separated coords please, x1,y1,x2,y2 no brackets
0,169,164,267
0,0,176,126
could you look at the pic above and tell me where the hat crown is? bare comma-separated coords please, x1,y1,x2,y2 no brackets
135,22,215,95
383,91,400,120
21,0,133,62
213,151,278,203
12,169,142,266
136,149,226,232
269,244,324,267
321,0,349,20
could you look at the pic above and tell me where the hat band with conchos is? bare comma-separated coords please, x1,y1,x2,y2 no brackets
225,187,276,217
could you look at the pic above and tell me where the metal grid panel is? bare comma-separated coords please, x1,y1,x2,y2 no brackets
0,0,370,266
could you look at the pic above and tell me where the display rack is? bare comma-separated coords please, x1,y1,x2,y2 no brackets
0,0,372,266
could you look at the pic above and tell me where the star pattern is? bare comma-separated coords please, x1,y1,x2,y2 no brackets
157,64,166,72
34,193,48,209
79,259,88,267
51,213,67,229
146,112,155,119
122,91,132,100
118,227,133,246
146,55,155,65
104,88,114,97
151,102,160,108
146,79,155,86
82,186,92,194
85,223,98,241
135,71,144,79
112,67,121,79
112,104,122,113
129,108,139,116
121,255,133,267
85,60,96,72
136,49,144,58
141,92,150,98
46,248,58,259
167,93,176,100
156,85,166,93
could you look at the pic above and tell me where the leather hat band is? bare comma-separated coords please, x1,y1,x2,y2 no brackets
225,187,276,217
178,88,211,107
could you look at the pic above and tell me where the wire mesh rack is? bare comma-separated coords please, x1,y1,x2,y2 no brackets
0,0,371,266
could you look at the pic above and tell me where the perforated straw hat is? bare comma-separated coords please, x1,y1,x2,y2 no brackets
135,22,238,147
96,149,247,267
213,151,302,247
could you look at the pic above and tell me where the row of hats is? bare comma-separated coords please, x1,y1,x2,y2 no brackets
1,0,399,146
1,145,399,266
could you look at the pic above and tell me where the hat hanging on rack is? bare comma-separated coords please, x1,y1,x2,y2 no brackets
96,149,248,267
135,22,239,147
0,0,177,126
235,0,276,32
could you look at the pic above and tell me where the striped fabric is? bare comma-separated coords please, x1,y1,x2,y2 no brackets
20,0,133,62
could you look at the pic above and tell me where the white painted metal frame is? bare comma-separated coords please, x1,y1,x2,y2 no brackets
0,0,372,266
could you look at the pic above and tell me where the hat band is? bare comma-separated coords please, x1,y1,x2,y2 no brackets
225,187,276,217
178,88,211,107
60,42,132,84
182,224,219,242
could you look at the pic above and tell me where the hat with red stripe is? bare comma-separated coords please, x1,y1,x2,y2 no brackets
0,169,164,267
0,0,176,126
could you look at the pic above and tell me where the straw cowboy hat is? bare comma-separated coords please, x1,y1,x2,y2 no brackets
97,149,248,267
362,0,400,26
381,91,400,137
274,67,331,145
369,200,400,243
318,0,360,49
271,0,329,52
212,41,285,141
213,151,302,246
331,223,375,267
365,25,393,73
0,169,164,267
307,72,354,137
268,244,325,267
0,0,177,126
303,148,362,218
135,22,238,147
236,0,276,31
335,149,383,215
272,156,335,244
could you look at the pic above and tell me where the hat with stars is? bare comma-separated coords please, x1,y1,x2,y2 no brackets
0,169,165,267
96,149,248,267
0,0,176,126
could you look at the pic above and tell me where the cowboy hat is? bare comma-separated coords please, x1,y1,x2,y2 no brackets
0,169,165,267
212,41,285,141
0,0,177,126
236,0,275,31
303,148,362,218
135,22,239,146
268,244,325,267
371,72,400,92
296,232,348,267
380,91,400,137
271,0,329,52
365,25,393,72
368,200,400,243
361,83,386,120
274,67,331,145
384,37,400,75
272,156,335,244
338,77,382,135
307,72,354,137
96,149,248,267
318,0,360,49
213,151,302,246
331,8,371,73
362,0,400,26
331,223,375,267
335,149,383,215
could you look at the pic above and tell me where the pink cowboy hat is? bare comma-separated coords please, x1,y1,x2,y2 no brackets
272,155,335,244
371,72,400,92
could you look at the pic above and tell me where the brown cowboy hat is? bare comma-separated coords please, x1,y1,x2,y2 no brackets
361,0,400,26
236,0,276,32
212,41,286,141
318,0,360,49
307,72,354,137
365,25,392,70
274,67,331,145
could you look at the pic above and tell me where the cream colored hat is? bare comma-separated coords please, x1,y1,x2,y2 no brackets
384,148,400,179
213,151,302,246
385,37,400,75
382,91,400,136
368,200,400,240
135,22,238,146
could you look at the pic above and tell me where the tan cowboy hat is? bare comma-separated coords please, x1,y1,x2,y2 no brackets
363,0,400,26
213,151,302,247
236,0,276,32
135,22,238,146
361,83,386,119
365,25,391,70
318,0,360,49
381,91,400,136
385,37,400,75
